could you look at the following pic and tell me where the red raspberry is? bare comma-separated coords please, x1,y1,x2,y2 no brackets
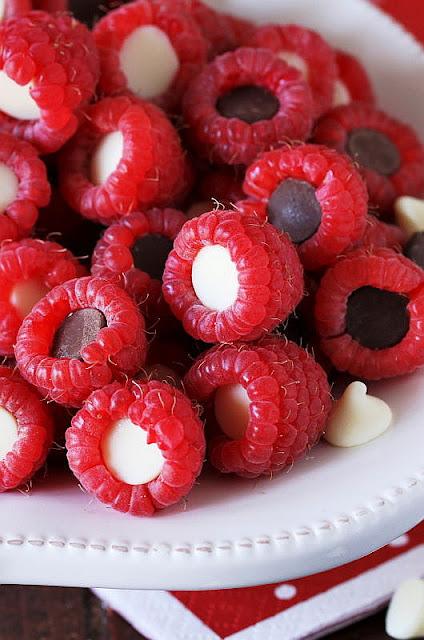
59,96,191,226
242,144,369,271
91,208,186,333
355,214,406,251
176,0,239,58
162,209,304,343
243,23,337,119
312,103,424,214
0,11,99,154
0,132,50,243
333,49,375,107
184,340,330,478
314,247,424,379
15,276,147,407
66,379,205,516
1,1,31,18
0,374,54,491
0,238,84,356
198,166,245,209
183,47,313,166
93,0,207,113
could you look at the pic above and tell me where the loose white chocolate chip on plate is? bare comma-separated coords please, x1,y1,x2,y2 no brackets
324,381,392,447
386,577,424,639
394,196,424,238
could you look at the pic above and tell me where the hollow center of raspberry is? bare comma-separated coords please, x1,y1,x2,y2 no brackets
277,51,309,80
346,127,401,176
346,285,410,350
131,234,174,281
51,308,107,360
120,25,179,100
332,79,351,107
90,131,124,186
0,406,18,460
216,85,279,124
0,162,18,213
191,244,239,312
0,71,41,121
267,178,322,244
10,279,50,319
101,417,164,485
214,383,250,441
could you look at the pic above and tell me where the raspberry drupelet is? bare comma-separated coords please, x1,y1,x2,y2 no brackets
0,373,54,491
59,96,191,226
312,103,424,214
93,0,208,113
0,132,50,244
0,238,85,356
66,379,205,516
243,23,337,119
242,144,369,271
0,11,100,154
91,207,186,333
314,247,424,379
162,209,304,344
183,47,313,166
15,276,147,407
332,49,376,108
184,340,330,478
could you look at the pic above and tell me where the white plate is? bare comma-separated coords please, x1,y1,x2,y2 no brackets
2,0,424,590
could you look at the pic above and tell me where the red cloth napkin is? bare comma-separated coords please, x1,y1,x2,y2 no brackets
94,2,424,639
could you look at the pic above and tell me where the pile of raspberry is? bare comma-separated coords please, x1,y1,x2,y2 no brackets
0,0,423,516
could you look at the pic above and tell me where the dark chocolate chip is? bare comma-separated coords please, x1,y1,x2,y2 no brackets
51,308,107,360
216,85,279,124
346,127,401,176
267,178,322,244
404,231,424,270
345,285,409,350
131,234,174,281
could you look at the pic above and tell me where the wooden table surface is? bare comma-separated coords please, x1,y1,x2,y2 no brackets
0,585,392,640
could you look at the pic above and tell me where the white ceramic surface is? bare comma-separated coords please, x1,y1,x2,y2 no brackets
2,0,424,590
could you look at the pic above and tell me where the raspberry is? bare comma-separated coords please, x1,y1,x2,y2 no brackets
355,214,406,251
0,132,50,243
176,0,239,58
162,209,304,343
0,374,54,491
15,276,147,407
312,103,424,214
1,1,31,19
184,340,330,478
243,23,337,119
93,0,208,113
91,207,186,333
0,11,100,154
314,247,424,379
183,47,313,166
66,379,205,516
333,49,375,107
59,96,191,226
0,238,84,356
243,144,369,271
198,166,245,209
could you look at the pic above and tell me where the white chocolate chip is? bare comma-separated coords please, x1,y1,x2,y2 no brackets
0,162,19,213
101,418,164,486
192,244,239,311
324,381,392,447
120,25,179,100
0,406,18,460
214,383,250,441
0,71,41,121
90,131,124,186
332,78,351,107
394,196,424,239
277,51,309,80
10,279,50,319
386,578,424,639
